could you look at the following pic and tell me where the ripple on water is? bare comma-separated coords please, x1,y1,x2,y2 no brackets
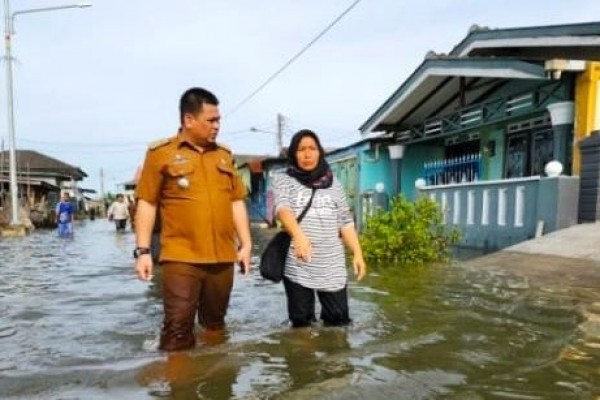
0,325,17,339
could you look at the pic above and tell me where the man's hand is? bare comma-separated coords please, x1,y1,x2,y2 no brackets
237,244,252,276
135,254,153,281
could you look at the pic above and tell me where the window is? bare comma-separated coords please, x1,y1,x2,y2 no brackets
505,116,553,178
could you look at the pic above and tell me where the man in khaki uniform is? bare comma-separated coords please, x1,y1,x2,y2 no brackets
134,87,252,351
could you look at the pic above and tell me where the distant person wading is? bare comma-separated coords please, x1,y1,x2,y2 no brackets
56,192,74,238
107,193,130,232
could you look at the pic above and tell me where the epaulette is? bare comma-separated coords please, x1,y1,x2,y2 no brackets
147,137,172,150
216,142,232,153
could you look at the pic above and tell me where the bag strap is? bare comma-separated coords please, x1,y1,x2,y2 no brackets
296,188,316,223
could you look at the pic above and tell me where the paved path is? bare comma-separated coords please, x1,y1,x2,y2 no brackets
464,222,600,288
464,222,600,343
507,221,600,262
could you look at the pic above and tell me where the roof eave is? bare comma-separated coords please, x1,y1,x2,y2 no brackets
359,58,547,135
451,21,600,58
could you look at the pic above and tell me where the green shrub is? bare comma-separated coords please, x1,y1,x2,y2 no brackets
360,195,460,265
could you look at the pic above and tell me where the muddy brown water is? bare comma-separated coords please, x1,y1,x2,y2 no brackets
0,220,599,399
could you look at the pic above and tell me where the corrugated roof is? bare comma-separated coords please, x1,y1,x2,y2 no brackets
0,150,87,179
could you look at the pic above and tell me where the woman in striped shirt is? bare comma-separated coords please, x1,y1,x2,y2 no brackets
272,129,367,328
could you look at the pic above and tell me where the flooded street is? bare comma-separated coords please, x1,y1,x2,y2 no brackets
1,220,599,399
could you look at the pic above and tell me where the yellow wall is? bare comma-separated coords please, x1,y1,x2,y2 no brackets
574,62,600,174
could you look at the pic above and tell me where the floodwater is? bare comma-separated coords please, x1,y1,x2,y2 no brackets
1,220,599,399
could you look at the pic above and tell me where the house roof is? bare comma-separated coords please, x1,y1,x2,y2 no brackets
0,150,87,180
450,21,600,60
359,57,547,134
325,134,395,158
61,182,97,194
0,177,60,190
234,154,267,167
360,21,600,136
119,166,142,186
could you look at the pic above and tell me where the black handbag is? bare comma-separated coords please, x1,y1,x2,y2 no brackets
260,188,316,282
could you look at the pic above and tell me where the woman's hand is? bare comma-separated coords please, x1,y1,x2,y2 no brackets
352,255,367,281
293,233,312,262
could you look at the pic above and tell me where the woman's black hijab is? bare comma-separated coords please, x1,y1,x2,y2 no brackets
286,129,333,189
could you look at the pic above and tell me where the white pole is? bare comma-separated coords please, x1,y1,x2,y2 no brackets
3,1,92,226
4,0,19,225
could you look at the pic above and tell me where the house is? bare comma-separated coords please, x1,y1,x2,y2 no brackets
325,136,396,231
0,149,88,226
359,21,600,250
258,156,288,226
237,158,269,223
118,166,142,199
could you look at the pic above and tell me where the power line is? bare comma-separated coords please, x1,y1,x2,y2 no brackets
16,138,149,147
225,0,362,118
14,126,258,148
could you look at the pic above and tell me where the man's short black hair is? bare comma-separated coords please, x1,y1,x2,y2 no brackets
179,87,219,125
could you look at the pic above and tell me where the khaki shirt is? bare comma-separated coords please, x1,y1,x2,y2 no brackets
135,135,246,263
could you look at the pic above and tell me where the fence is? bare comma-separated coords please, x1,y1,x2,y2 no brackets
419,175,579,250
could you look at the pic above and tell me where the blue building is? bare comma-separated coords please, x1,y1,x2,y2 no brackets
325,137,397,231
359,22,600,250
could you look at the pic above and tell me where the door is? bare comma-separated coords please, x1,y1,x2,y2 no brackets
505,133,529,178
531,128,554,176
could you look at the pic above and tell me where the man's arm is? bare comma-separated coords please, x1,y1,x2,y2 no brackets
232,200,252,275
134,199,157,281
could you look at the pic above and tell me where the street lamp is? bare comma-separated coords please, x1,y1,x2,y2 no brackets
251,114,287,157
250,126,284,156
3,0,91,226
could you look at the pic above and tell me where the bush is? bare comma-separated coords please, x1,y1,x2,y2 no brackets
360,195,460,265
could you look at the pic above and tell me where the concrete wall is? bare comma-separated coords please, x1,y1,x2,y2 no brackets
420,175,580,250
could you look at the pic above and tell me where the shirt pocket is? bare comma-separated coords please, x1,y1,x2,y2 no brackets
165,162,195,177
215,164,235,190
163,162,196,196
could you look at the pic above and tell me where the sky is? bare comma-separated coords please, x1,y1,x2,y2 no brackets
0,0,598,194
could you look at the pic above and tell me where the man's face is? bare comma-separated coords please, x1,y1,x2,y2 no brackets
183,104,221,146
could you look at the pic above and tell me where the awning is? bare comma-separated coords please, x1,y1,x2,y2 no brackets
360,57,548,135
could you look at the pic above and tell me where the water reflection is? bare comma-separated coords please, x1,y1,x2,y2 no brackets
0,222,599,399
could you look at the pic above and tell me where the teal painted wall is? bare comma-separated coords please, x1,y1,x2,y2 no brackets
401,144,444,200
359,145,392,196
327,142,393,230
480,126,505,180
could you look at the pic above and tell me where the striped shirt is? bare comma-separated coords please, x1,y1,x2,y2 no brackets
272,173,354,291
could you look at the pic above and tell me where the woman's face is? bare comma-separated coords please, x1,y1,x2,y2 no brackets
295,136,320,171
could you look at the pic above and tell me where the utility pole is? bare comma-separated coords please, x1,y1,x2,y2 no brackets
0,138,4,196
99,168,105,200
4,0,19,225
3,0,91,226
98,168,105,217
276,113,284,156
